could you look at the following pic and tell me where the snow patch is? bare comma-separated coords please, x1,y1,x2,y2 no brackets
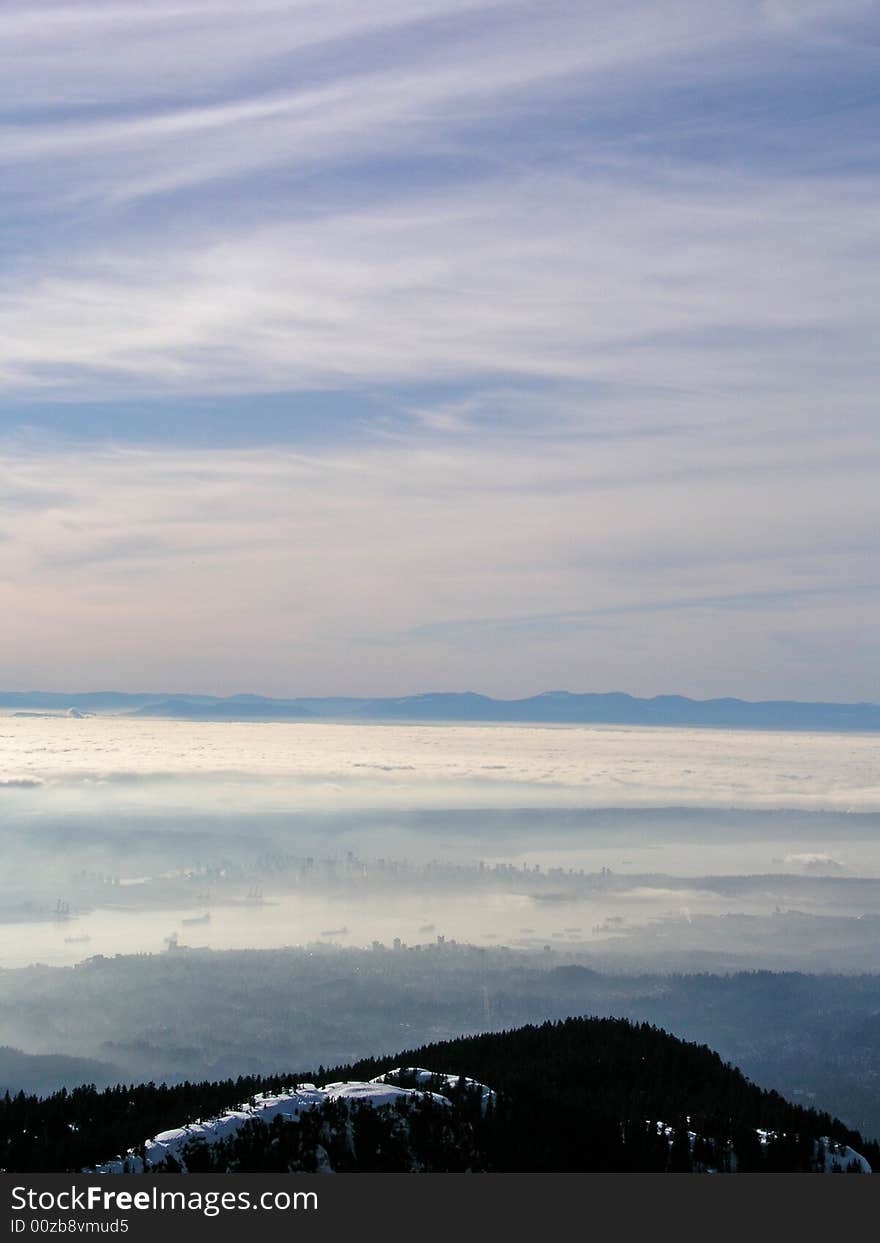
89,1072,488,1173
818,1137,872,1173
372,1067,496,1111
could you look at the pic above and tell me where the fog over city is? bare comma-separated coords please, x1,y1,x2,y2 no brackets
3,713,880,964
3,710,880,1143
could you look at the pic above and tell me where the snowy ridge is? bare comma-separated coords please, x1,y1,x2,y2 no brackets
817,1138,871,1173
88,1074,866,1174
374,1067,497,1112
654,1122,871,1174
756,1129,870,1173
90,1069,494,1173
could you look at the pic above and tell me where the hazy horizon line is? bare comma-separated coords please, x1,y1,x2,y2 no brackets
3,687,879,708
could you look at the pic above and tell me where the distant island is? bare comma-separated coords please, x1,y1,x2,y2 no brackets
2,688,879,731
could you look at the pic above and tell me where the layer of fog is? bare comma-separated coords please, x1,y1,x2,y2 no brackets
2,718,880,971
3,716,880,811
2,801,880,969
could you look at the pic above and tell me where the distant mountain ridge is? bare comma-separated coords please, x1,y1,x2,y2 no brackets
2,688,880,730
0,1047,119,1099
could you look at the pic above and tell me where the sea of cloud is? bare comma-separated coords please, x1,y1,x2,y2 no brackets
2,715,879,812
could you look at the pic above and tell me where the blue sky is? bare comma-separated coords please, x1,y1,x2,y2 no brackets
1,0,878,699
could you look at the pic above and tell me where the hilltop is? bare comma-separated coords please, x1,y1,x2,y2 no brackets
3,1017,876,1173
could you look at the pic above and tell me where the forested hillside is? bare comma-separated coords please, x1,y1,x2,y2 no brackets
2,1018,876,1173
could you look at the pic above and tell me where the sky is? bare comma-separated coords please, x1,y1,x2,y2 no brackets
1,0,878,700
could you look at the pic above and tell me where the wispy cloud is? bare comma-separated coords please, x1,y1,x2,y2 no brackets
1,171,878,398
1,1,878,696
1,419,877,698
2,2,878,399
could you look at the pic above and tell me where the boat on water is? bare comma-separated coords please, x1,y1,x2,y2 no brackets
181,911,211,925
